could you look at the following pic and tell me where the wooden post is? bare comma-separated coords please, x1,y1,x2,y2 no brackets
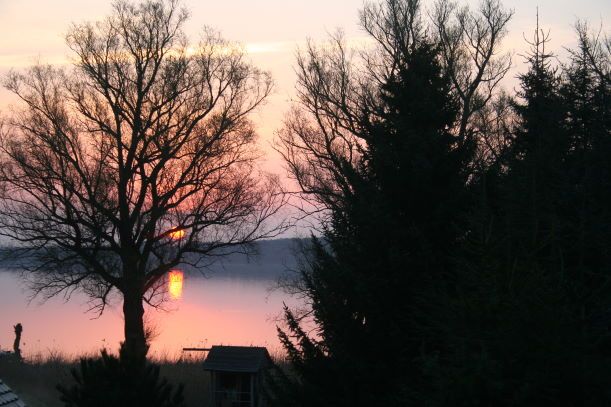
13,323,22,361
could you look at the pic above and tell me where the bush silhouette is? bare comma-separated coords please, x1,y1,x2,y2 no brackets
57,349,185,407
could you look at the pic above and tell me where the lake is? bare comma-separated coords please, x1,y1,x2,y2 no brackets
0,239,304,358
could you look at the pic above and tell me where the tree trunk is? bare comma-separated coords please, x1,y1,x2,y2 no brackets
122,288,148,363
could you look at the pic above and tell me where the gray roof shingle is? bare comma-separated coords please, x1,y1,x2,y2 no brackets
202,346,272,373
0,380,26,407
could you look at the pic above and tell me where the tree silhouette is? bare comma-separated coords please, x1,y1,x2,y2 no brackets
425,17,611,405
58,348,185,407
270,0,511,405
0,0,284,362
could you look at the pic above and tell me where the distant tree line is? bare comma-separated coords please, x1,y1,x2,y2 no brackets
268,0,611,406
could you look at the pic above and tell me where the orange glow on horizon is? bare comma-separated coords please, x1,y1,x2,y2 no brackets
168,229,185,240
168,270,184,300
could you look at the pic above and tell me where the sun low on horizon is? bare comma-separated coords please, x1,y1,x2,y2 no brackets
0,0,609,404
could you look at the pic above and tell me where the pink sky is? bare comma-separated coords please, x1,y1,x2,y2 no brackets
0,0,609,174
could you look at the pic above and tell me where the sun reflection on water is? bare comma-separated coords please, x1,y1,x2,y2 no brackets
168,270,184,300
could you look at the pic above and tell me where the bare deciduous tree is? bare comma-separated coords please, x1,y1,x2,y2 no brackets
276,0,512,220
432,0,513,139
0,0,285,361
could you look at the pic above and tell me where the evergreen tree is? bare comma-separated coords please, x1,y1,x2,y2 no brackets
503,19,569,268
269,0,516,405
560,23,611,283
269,8,475,407
58,347,185,407
425,20,611,406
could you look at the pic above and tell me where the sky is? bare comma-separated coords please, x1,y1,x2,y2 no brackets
0,0,609,173
0,0,607,356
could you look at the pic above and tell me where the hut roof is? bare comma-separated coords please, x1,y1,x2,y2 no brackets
202,346,272,373
0,380,26,407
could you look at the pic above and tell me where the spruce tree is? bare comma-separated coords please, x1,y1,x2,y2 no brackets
58,348,185,407
427,20,611,406
270,24,473,407
270,1,512,404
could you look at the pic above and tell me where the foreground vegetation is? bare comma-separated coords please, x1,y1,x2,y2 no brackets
0,352,211,407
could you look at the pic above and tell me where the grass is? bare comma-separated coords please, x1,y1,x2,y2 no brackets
0,350,215,407
0,351,74,407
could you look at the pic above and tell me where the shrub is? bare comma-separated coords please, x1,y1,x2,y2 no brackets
57,348,185,407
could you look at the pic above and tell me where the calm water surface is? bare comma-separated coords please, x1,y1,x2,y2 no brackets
0,243,302,358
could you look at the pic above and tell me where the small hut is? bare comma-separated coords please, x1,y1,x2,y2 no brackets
0,380,26,407
202,346,272,407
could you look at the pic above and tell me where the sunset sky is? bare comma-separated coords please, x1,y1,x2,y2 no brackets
0,0,609,172
0,0,609,387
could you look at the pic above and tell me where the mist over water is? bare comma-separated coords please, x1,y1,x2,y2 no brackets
0,239,303,358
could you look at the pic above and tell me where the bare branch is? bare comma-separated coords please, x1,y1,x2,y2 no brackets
0,0,288,331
